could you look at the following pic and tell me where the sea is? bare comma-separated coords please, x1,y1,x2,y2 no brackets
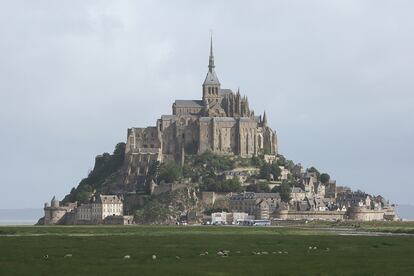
0,208,43,225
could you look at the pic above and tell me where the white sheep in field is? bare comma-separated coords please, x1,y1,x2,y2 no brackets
123,255,130,260
64,254,72,258
152,255,157,260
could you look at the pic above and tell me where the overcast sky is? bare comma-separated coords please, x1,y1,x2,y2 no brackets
0,0,413,209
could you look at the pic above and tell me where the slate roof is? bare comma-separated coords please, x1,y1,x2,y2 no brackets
240,117,256,123
231,192,280,200
174,100,204,108
203,69,220,85
161,115,176,120
220,88,233,95
97,195,122,204
213,117,236,122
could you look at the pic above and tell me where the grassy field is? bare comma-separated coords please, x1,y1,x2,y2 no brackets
0,226,413,276
302,220,414,234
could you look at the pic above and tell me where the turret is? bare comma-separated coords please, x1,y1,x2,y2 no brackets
51,196,59,208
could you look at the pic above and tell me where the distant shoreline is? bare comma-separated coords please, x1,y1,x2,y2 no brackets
0,220,36,226
0,204,412,224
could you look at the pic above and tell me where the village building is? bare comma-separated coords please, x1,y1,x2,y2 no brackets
229,192,281,219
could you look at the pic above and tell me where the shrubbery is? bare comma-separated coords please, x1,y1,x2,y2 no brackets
272,181,292,202
259,162,281,181
246,182,271,193
200,177,243,193
62,142,126,204
157,161,182,184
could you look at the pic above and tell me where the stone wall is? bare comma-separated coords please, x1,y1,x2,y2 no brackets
348,207,385,221
275,210,346,221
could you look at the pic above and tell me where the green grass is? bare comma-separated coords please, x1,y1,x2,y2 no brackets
0,226,413,275
302,220,414,234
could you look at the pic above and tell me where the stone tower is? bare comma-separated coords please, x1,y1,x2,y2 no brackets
202,35,221,107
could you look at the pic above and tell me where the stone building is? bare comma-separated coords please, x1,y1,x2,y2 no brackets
43,196,76,225
90,195,123,224
74,195,124,224
229,192,281,219
124,37,278,191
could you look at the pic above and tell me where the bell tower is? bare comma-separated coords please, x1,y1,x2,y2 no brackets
202,35,221,105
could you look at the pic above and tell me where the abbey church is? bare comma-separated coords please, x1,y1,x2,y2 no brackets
124,38,278,187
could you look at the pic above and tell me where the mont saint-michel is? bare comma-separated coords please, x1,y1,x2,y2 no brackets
38,38,396,226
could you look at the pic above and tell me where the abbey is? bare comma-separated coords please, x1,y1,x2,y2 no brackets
124,38,277,187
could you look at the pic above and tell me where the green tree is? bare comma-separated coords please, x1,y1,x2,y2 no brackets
246,182,271,193
134,199,171,224
270,163,281,180
320,173,330,184
200,177,242,193
146,161,160,184
158,161,182,183
276,154,287,166
260,163,281,181
62,142,126,204
272,181,292,203
307,166,320,180
260,163,272,180
251,156,264,167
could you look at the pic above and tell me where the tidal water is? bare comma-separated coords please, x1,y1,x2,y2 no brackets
0,208,42,225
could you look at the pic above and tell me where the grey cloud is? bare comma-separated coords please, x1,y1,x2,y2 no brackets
0,0,413,208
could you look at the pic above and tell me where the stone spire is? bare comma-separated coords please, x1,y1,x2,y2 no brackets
262,111,268,127
208,33,215,72
203,34,220,86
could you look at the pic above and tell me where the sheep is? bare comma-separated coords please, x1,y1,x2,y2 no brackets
64,254,72,258
123,255,130,260
43,254,49,260
217,251,224,256
175,256,181,260
152,255,157,260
